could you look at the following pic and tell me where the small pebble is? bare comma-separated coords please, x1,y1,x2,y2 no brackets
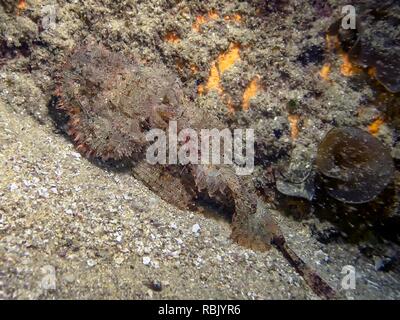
115,233,123,243
192,223,200,234
114,256,124,265
63,273,75,283
87,259,96,267
148,197,158,207
143,256,151,265
149,280,163,292
374,256,395,272
38,188,49,198
146,289,153,298
9,183,18,191
70,152,81,159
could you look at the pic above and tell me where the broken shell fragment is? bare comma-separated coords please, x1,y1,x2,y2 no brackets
316,127,394,204
276,146,315,201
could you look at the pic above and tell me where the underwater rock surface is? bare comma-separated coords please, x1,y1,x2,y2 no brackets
328,1,400,93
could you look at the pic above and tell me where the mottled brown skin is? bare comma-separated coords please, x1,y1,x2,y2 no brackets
56,43,336,299
56,43,187,160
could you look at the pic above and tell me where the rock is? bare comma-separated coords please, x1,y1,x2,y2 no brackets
146,289,154,298
192,223,201,234
276,175,315,201
374,256,396,272
37,187,49,198
316,127,394,204
310,225,341,244
142,256,151,265
276,145,315,201
63,273,75,283
314,250,330,264
86,259,96,267
114,256,124,265
149,197,159,208
149,280,163,292
328,2,400,93
70,151,81,159
9,183,18,192
115,232,123,243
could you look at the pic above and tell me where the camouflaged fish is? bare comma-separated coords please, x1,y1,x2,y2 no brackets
54,42,336,299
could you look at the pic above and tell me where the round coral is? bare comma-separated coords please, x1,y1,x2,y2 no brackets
316,127,394,204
